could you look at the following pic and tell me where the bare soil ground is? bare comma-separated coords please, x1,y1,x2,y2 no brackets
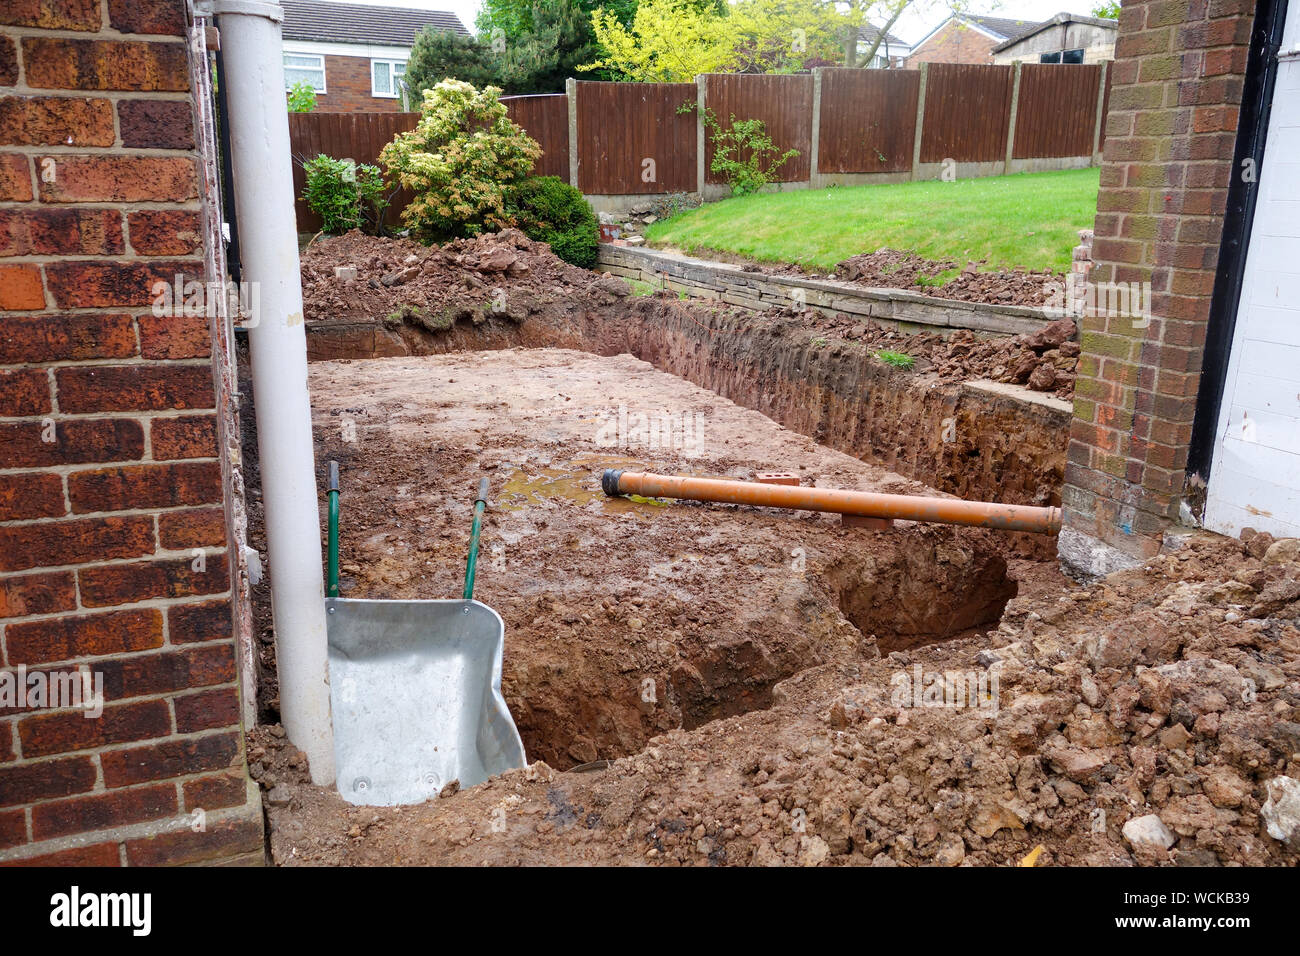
306,350,1023,767
249,348,1300,867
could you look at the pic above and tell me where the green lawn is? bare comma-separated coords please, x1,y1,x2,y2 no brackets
643,168,1100,274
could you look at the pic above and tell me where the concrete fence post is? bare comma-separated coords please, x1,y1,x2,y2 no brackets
1005,61,1023,175
696,74,707,197
566,77,579,189
809,67,823,188
911,62,928,181
1091,61,1108,165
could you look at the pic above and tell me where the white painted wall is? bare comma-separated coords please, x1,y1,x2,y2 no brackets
993,23,1116,64
1204,1,1300,539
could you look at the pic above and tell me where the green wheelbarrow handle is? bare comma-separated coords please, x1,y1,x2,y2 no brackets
327,465,489,601
462,477,490,600
327,461,340,598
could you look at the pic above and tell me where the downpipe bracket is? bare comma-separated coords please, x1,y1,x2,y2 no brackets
193,0,284,22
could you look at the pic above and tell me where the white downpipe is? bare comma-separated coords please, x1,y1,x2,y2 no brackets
208,0,335,784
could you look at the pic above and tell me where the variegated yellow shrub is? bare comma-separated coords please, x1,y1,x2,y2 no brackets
380,79,542,239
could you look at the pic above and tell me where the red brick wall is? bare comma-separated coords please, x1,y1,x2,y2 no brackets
314,54,401,113
907,20,1000,66
1059,0,1255,575
0,0,260,865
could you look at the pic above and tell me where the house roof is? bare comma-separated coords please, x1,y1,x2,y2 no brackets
280,0,469,47
990,12,1119,52
858,24,911,50
964,14,1043,41
910,13,1041,52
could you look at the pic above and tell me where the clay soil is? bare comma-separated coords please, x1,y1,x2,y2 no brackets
249,349,1300,868
306,350,1025,766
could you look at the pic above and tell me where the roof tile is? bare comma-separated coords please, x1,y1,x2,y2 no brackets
280,0,469,47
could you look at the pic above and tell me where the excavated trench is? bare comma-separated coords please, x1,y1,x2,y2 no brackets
504,533,1018,768
285,349,1025,772
826,546,1020,654
244,254,1068,773
254,239,1300,868
306,296,1070,560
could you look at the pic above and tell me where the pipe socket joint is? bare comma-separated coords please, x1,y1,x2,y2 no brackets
601,469,624,497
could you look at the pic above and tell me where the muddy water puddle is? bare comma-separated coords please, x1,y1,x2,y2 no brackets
497,454,675,517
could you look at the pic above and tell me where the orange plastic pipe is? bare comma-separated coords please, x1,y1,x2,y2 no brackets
602,470,1061,534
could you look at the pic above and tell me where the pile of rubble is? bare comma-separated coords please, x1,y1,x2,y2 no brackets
598,193,702,245
775,309,1080,398
830,249,1062,308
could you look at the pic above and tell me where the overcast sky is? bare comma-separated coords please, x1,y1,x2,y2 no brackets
327,0,1107,48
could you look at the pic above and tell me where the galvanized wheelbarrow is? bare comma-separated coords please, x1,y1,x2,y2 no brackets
324,465,526,806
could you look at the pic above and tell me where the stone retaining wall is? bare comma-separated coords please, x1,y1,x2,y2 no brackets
599,244,1059,338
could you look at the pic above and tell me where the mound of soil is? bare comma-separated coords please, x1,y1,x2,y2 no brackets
300,228,629,333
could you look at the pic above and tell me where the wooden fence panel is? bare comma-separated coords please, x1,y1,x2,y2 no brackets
703,73,813,184
1012,63,1102,159
288,101,568,231
289,111,418,232
817,68,919,174
502,93,570,179
574,81,697,194
920,63,1013,164
286,64,1113,232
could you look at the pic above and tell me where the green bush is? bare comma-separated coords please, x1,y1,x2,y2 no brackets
287,80,316,112
301,154,389,235
679,104,798,197
380,79,540,239
509,176,598,268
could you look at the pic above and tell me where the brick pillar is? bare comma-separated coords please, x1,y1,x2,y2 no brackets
1058,0,1255,578
0,0,261,865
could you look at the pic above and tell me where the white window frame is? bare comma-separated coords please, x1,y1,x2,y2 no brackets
370,58,407,99
284,52,326,93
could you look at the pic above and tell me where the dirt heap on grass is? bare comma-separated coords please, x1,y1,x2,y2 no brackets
254,529,1300,866
829,249,1061,308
